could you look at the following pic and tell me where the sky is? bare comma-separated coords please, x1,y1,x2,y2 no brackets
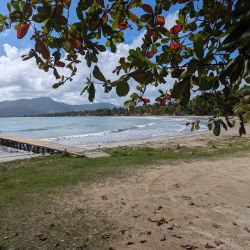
0,1,179,105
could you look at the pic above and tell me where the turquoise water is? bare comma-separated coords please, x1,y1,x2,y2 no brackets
0,116,206,150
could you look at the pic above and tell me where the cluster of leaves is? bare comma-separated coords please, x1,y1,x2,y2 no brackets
0,0,249,128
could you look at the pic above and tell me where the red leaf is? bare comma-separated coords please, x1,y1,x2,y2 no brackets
170,24,182,34
35,39,50,60
66,41,73,50
146,51,155,58
147,28,156,37
156,16,165,26
17,23,30,39
138,97,150,103
118,23,128,30
142,4,154,15
74,39,82,50
55,61,65,67
138,97,144,103
170,40,181,50
63,0,70,7
159,98,166,106
173,80,179,89
78,49,85,56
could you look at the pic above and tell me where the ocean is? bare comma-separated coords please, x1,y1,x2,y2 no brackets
0,116,207,156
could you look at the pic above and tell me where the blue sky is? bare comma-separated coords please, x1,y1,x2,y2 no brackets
0,1,179,104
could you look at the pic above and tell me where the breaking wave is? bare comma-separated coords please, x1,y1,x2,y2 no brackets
44,122,155,141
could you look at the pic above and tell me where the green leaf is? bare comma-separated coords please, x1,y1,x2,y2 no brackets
96,45,106,52
171,81,187,99
213,121,221,136
207,122,213,131
7,2,11,12
194,34,204,60
116,81,130,97
52,82,64,89
93,65,106,82
88,82,95,102
220,120,228,130
124,100,131,107
187,21,197,31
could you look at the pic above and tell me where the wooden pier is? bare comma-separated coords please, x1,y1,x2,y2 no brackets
0,134,109,158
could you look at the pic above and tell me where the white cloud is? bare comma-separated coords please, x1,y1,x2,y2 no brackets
165,11,179,30
0,12,177,105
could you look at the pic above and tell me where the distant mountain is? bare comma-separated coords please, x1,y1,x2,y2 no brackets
0,97,116,117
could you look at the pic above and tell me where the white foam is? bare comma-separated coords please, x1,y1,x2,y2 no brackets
43,122,155,142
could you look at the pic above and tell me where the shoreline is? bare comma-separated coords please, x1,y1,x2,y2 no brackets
56,118,249,151
0,117,249,162
79,129,210,150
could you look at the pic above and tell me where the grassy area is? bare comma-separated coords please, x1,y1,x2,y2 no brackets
0,138,250,249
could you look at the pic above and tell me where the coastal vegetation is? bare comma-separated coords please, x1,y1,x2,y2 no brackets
40,89,243,117
39,86,249,136
0,0,249,130
1,137,250,249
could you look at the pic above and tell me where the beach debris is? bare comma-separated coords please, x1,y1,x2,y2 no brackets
147,217,169,226
160,236,166,241
101,195,108,200
181,244,198,250
54,242,60,247
189,201,195,206
131,204,138,209
214,240,225,246
101,233,110,239
64,230,71,236
4,236,8,240
182,195,192,200
146,231,152,235
121,229,127,235
12,232,18,237
36,233,47,241
49,223,55,229
174,183,181,188
157,205,162,210
133,214,140,218
167,223,181,230
171,234,182,239
140,239,147,243
205,242,215,248
127,241,135,245
212,223,221,229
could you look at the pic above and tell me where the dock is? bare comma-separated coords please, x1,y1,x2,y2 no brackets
0,134,109,158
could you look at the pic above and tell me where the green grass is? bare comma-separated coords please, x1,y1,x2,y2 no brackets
1,137,250,205
0,137,250,249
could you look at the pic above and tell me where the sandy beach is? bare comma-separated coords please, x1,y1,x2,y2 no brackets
60,155,250,250
1,120,249,249
56,123,250,249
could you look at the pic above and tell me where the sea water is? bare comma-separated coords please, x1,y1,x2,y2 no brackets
0,116,207,156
